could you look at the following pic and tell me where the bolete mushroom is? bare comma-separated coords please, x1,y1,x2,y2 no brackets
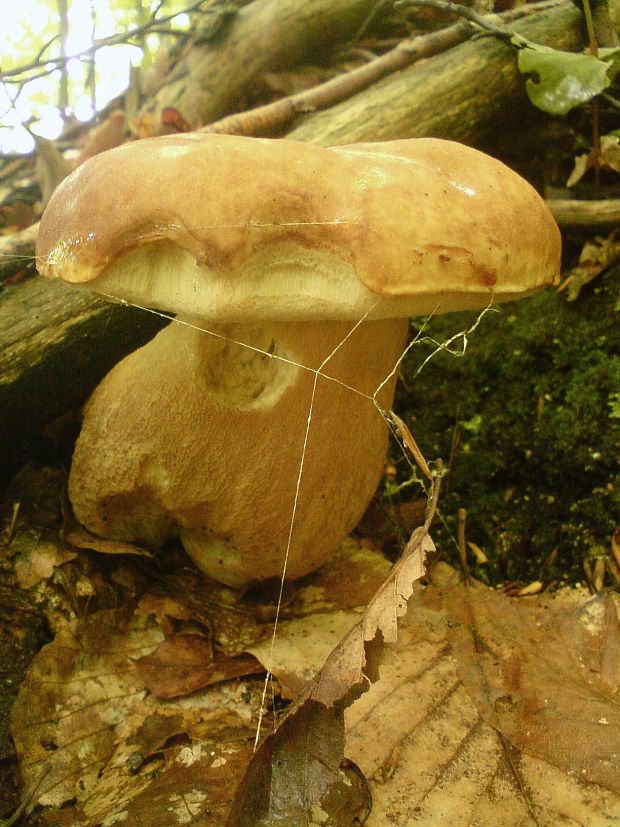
36,134,561,587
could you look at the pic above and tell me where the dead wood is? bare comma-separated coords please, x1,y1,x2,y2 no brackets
138,0,383,134
288,0,620,144
202,20,473,137
0,279,165,486
547,198,620,227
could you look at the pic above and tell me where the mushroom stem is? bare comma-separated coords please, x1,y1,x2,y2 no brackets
69,315,409,586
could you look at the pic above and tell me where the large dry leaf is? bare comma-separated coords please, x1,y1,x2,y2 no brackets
440,567,620,793
10,602,258,826
228,525,435,825
344,566,620,826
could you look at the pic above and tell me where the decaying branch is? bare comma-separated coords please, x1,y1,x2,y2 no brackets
289,0,620,144
547,198,620,227
138,0,385,132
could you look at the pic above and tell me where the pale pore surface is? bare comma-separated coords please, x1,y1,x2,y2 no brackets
87,240,540,323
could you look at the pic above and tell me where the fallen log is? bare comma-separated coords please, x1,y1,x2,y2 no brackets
139,0,382,132
289,0,616,144
0,279,165,486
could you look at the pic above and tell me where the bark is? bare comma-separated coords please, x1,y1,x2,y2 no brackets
139,0,382,132
0,279,165,487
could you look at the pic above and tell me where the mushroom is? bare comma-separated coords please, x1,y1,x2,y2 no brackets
36,134,561,587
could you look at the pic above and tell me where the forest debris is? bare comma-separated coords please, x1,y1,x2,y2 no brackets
13,537,76,589
202,20,472,137
139,0,385,134
288,0,612,145
9,602,259,824
344,566,620,825
33,136,70,208
467,540,488,564
557,229,620,300
228,476,438,824
8,535,394,823
567,133,620,187
248,610,364,699
63,500,155,558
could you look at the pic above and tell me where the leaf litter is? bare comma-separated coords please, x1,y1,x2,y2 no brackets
6,448,620,825
4,396,620,826
7,483,394,825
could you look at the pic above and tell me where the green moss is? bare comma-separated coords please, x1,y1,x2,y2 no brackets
393,265,620,585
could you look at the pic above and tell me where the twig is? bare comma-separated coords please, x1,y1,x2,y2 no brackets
457,507,470,580
0,0,206,84
201,0,561,139
201,19,472,136
546,198,620,227
396,0,516,43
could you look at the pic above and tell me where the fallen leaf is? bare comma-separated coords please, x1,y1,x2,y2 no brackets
63,507,155,558
228,702,371,827
557,229,620,301
13,536,76,588
344,566,620,826
248,610,363,699
441,568,620,792
229,520,436,825
136,635,263,699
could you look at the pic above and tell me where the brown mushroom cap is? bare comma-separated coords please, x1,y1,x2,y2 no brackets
37,134,561,320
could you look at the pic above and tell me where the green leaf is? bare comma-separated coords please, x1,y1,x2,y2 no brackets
518,46,611,115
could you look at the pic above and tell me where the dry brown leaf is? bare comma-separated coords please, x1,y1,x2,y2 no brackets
13,536,76,589
439,567,620,793
567,135,620,187
248,610,364,699
136,635,263,699
63,508,155,558
344,566,620,826
228,523,435,825
10,603,258,825
33,135,70,207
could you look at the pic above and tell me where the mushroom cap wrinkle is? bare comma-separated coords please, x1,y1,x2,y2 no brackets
37,133,561,321
36,134,561,586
